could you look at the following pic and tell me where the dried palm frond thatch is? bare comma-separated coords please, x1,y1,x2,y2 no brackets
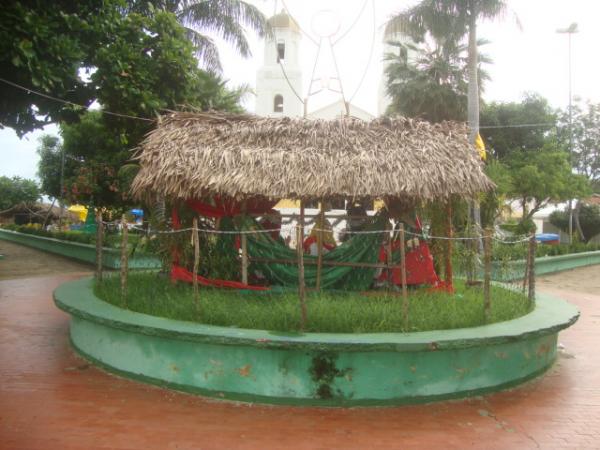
131,111,494,202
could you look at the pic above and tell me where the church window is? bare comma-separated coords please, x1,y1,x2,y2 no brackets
277,42,285,63
274,95,284,113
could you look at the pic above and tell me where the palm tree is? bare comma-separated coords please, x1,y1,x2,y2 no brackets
130,0,270,72
385,39,491,123
386,0,509,142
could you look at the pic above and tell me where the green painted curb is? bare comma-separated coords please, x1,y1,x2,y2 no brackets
0,229,161,269
491,250,600,281
54,277,579,406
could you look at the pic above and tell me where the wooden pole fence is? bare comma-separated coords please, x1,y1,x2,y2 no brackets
399,223,408,330
241,202,248,285
528,233,537,306
445,201,454,289
95,210,103,282
249,256,404,270
120,214,129,307
192,217,200,311
297,201,307,330
385,220,392,290
316,201,324,290
483,227,492,321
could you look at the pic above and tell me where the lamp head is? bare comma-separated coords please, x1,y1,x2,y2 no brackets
557,23,579,34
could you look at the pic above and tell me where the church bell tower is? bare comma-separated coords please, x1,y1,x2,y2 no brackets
255,11,303,117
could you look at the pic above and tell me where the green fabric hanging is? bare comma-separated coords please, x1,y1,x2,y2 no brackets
237,214,386,291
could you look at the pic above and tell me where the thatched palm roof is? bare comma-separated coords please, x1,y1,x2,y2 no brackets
131,111,494,202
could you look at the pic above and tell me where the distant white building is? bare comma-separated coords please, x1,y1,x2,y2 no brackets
255,12,303,117
307,99,374,121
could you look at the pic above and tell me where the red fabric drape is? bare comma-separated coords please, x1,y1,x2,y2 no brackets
377,241,442,287
186,197,276,218
170,197,276,290
171,265,269,291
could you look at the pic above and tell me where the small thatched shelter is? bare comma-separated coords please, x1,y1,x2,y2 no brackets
131,112,494,203
130,112,496,299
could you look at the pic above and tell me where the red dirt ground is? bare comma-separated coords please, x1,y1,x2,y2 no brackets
0,244,599,449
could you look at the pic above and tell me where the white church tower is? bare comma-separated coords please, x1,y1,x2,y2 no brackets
255,12,303,117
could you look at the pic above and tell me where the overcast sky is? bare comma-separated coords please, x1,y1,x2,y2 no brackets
2,0,599,182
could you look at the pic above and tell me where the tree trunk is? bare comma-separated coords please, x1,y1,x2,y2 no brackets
467,5,479,145
467,5,483,249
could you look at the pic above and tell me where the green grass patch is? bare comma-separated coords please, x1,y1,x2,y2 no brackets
94,273,533,333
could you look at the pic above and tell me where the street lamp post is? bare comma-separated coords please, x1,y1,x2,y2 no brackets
557,22,578,244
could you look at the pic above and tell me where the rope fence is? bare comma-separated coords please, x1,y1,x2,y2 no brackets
96,212,537,331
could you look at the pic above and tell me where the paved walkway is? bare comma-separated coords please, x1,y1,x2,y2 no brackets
0,245,599,449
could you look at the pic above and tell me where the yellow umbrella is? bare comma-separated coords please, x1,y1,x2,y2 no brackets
68,204,88,222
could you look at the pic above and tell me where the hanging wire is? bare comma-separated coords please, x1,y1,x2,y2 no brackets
0,76,563,131
280,0,319,46
328,36,349,111
347,0,376,103
0,77,155,122
331,0,369,46
478,123,557,130
115,220,534,244
277,61,305,104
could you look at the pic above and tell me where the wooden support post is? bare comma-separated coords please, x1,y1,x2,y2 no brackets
385,220,393,290
120,214,129,306
192,217,200,310
484,227,492,321
522,237,531,293
399,223,408,330
297,201,307,330
241,202,248,285
95,210,103,282
444,201,454,290
528,233,536,306
316,201,324,290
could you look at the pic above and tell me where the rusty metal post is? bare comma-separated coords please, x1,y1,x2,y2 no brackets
120,215,129,306
484,227,492,321
95,210,103,282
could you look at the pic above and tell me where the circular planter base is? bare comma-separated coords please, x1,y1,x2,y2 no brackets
54,278,579,406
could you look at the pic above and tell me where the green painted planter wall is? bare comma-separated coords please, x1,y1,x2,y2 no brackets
492,250,600,281
54,277,579,406
0,229,161,269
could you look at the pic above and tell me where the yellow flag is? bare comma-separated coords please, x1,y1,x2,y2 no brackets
475,133,486,161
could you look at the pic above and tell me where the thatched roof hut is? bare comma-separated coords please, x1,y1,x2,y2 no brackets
131,112,494,203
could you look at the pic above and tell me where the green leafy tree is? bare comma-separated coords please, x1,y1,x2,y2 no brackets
0,1,113,134
503,148,590,229
385,39,490,122
386,0,513,142
481,93,558,159
0,176,40,211
549,204,600,243
558,100,600,192
35,9,248,209
0,1,263,136
129,0,269,72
